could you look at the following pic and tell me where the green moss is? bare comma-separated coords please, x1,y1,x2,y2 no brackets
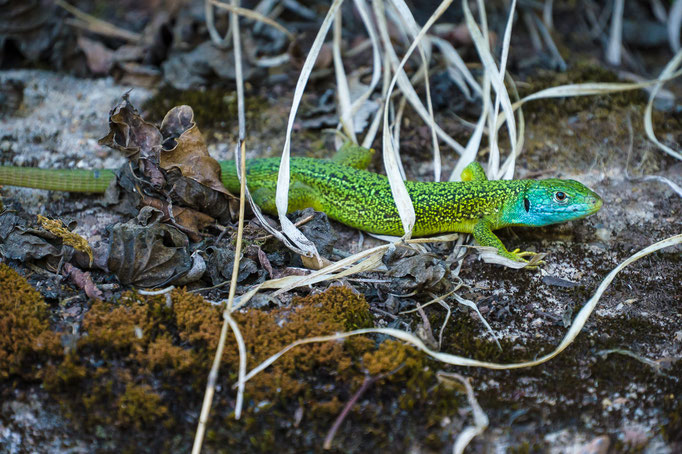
363,340,428,381
44,356,87,389
44,290,210,440
37,286,386,450
173,289,223,353
117,383,171,429
440,312,519,363
12,284,509,452
80,299,150,354
0,263,62,380
662,391,682,442
141,86,268,134
140,335,195,373
222,286,375,401
519,61,647,116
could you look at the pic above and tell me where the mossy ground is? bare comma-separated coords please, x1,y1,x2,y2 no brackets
141,86,269,134
0,264,62,381
0,275,467,452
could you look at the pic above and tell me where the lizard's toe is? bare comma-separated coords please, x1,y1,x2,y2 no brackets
505,249,546,268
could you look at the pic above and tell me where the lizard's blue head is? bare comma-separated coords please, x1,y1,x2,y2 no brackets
502,179,602,227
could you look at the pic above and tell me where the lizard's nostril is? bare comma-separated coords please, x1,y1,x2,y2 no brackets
590,195,603,211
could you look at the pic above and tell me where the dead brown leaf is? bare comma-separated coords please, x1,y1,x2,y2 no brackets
159,105,229,196
107,211,193,288
99,98,232,238
77,36,114,75
98,96,162,161
139,194,214,242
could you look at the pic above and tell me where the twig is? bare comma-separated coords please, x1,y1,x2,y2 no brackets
56,0,141,43
323,366,402,450
138,286,175,296
323,375,374,450
210,0,295,40
192,1,250,450
62,263,104,300
254,213,316,241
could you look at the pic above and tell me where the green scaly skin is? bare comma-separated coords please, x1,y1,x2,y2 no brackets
0,145,602,263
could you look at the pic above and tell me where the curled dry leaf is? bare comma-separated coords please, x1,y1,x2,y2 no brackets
282,209,338,270
0,209,77,266
384,246,451,294
159,105,232,222
98,96,162,161
204,245,263,286
165,173,232,222
107,212,193,288
159,105,230,196
296,208,338,257
99,98,232,235
0,212,60,263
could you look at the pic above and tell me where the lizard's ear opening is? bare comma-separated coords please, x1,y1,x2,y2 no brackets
523,197,530,212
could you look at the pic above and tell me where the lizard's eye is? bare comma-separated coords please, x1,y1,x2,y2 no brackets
553,191,568,203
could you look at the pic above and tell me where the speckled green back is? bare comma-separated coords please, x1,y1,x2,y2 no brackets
221,157,529,236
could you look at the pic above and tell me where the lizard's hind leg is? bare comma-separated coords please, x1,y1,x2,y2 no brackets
461,162,488,182
331,142,375,170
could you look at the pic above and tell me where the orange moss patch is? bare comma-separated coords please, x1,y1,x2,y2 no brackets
294,285,374,330
42,284,446,449
80,298,150,354
174,290,223,352
224,286,375,401
0,263,62,380
139,335,195,373
45,290,216,432
44,286,376,433
363,340,433,410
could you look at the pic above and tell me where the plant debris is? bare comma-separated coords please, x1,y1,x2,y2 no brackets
106,208,194,288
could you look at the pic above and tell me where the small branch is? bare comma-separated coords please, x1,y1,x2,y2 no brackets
56,0,141,43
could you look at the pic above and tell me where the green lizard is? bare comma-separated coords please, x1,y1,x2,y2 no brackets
0,145,602,263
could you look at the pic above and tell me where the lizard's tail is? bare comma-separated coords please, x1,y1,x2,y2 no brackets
219,160,241,193
0,167,115,193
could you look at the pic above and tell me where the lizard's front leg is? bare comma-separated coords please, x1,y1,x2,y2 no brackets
473,217,542,265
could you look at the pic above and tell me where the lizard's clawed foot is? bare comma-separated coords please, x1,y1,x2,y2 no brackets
506,249,546,268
